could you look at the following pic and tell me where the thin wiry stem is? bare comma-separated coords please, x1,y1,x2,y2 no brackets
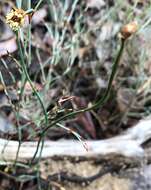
16,31,48,163
16,31,48,126
34,0,44,11
31,38,126,162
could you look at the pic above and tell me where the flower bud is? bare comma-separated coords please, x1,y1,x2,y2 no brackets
120,22,138,40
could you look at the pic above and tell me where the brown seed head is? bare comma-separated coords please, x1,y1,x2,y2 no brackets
120,22,138,40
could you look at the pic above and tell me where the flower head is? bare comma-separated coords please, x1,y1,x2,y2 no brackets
120,22,138,40
6,7,26,31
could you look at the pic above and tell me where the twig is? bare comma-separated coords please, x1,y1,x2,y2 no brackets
48,166,116,185
0,117,151,163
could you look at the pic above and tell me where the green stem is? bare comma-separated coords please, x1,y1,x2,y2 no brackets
16,31,48,126
31,38,126,162
34,0,44,11
16,31,48,164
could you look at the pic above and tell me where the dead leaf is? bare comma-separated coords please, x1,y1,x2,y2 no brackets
117,88,135,113
0,37,17,57
0,115,16,134
32,31,51,53
58,95,76,106
86,0,105,9
78,46,91,60
32,8,47,25
73,97,96,138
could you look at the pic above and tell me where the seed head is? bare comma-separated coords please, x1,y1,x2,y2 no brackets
120,22,138,40
6,8,26,31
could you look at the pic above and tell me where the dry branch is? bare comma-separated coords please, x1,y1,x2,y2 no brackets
0,117,151,163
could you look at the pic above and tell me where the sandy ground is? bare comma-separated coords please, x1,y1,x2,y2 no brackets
40,159,132,190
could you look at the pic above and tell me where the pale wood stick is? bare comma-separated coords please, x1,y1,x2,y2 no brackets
0,117,151,163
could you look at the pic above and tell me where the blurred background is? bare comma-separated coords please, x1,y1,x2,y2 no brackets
0,0,151,189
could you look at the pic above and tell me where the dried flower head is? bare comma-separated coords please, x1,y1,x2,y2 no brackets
120,22,138,40
6,7,26,31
